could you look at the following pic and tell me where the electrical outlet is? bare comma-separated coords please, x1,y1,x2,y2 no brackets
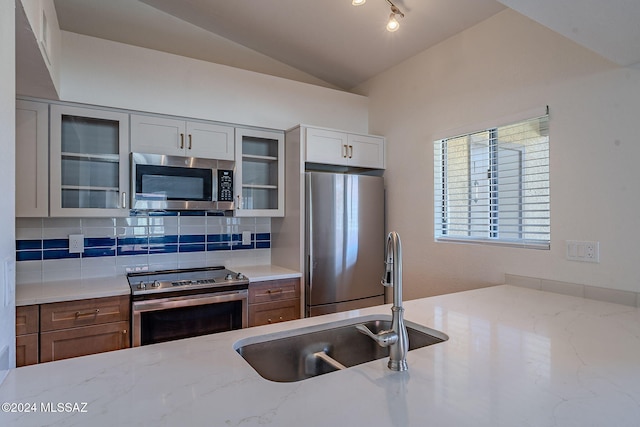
566,240,599,263
69,234,85,254
242,231,252,245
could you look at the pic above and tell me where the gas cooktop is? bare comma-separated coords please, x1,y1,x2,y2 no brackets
127,266,249,297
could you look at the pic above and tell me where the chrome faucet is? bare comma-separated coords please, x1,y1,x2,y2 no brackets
356,231,409,371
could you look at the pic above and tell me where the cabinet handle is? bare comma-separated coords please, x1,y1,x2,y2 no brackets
75,309,99,318
188,134,192,150
267,289,283,294
267,316,284,324
180,133,185,149
343,144,348,158
237,194,242,209
121,192,127,209
348,145,353,158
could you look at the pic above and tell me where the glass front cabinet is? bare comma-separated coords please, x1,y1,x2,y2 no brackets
235,128,285,217
50,105,130,217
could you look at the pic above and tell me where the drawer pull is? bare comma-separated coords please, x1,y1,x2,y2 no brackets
267,289,283,294
75,309,99,318
267,316,284,324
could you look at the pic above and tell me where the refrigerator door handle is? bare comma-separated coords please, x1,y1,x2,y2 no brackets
307,175,313,292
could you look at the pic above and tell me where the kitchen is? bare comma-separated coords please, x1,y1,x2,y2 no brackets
2,0,640,425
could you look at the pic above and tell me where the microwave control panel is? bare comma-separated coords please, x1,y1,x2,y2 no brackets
218,170,234,202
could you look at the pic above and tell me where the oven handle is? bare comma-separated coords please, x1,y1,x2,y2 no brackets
132,289,248,313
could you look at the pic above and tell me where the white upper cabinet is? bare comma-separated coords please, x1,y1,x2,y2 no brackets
16,100,49,217
235,128,285,217
305,126,385,169
49,105,130,217
130,114,234,160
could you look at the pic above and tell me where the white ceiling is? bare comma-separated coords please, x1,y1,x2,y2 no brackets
51,0,640,91
53,0,506,90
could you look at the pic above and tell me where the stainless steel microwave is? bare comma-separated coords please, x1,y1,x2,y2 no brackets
130,152,234,211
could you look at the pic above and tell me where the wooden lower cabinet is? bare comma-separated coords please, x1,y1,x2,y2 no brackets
16,334,38,367
16,295,130,366
40,321,129,363
15,305,39,367
248,278,301,327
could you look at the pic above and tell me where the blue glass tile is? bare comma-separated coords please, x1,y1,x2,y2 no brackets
83,247,116,258
16,251,42,261
178,244,206,253
255,241,271,249
148,244,178,254
206,243,231,251
179,234,205,244
117,245,148,256
117,237,148,246
231,234,241,241
179,211,206,216
255,233,271,241
149,235,179,244
16,240,42,250
43,239,69,249
85,237,116,248
207,234,232,243
43,249,80,260
232,243,255,250
206,211,225,216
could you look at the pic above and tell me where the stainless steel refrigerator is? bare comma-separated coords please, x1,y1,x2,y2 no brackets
305,172,385,317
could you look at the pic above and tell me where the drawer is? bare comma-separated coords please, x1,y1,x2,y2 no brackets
249,299,300,327
16,333,38,367
16,305,39,335
40,321,130,363
249,278,300,304
40,295,130,332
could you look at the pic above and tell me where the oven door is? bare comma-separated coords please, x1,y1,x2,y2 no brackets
132,289,248,347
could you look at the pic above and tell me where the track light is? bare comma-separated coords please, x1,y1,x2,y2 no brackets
386,3,404,32
352,0,405,32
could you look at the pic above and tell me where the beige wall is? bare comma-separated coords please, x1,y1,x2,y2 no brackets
357,9,640,299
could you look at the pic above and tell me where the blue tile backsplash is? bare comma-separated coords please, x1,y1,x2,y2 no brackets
16,213,272,284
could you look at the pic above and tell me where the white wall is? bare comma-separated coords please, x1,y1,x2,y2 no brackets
0,0,17,382
356,9,640,299
58,32,369,133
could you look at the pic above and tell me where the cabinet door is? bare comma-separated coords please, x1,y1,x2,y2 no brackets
15,100,49,217
186,121,234,160
305,127,349,166
16,334,38,367
248,299,300,327
235,128,285,217
40,321,130,363
50,105,129,217
130,114,186,156
347,134,385,169
40,295,130,332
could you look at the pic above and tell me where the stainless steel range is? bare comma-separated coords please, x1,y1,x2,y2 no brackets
127,266,249,347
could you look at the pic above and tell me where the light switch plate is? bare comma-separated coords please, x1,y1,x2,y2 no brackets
69,234,85,254
566,240,599,263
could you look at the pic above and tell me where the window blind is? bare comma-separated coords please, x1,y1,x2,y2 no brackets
434,113,550,249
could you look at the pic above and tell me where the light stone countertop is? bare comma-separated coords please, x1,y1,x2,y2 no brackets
237,264,301,282
2,285,639,426
15,277,130,306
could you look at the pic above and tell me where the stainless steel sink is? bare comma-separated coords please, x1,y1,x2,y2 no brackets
234,315,448,382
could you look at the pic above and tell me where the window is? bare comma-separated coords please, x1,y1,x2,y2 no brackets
434,112,550,249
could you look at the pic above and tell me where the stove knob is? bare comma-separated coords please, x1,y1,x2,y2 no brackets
225,273,233,280
152,280,161,287
236,273,245,280
138,281,146,289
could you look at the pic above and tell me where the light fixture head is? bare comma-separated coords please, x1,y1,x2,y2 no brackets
386,13,400,32
352,0,366,5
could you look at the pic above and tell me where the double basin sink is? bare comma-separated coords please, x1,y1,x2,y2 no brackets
234,315,448,382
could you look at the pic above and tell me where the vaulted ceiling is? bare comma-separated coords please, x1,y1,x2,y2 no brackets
51,0,640,91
